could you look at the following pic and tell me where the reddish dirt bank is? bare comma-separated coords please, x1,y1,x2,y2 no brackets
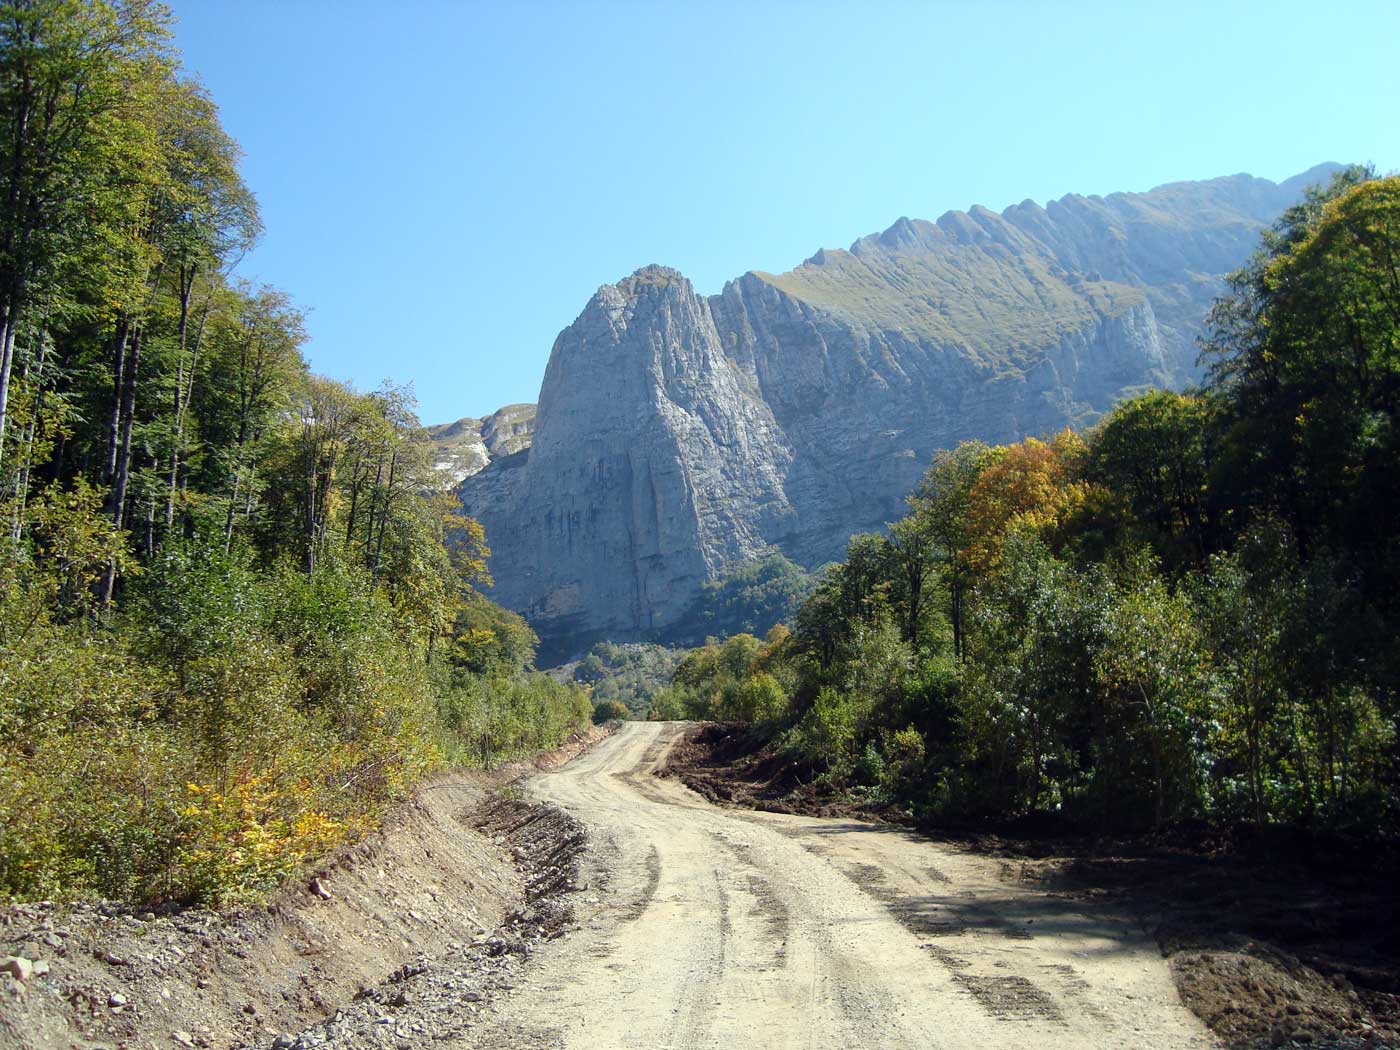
663,722,1400,1049
0,727,608,1050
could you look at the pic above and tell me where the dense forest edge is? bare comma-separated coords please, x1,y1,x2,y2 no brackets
0,1,591,907
654,166,1400,840
5,0,1399,916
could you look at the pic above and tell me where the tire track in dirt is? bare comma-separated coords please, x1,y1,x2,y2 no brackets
455,723,1218,1050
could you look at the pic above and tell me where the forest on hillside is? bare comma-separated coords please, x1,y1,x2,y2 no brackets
0,1,590,906
658,168,1400,836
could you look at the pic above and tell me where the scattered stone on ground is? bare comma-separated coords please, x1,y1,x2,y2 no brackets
275,798,589,1050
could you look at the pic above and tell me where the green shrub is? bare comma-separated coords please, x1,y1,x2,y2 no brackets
879,725,927,797
647,686,688,721
0,522,590,906
593,699,630,724
789,687,860,780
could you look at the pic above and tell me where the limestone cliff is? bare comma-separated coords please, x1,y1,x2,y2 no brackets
455,164,1342,652
458,268,792,641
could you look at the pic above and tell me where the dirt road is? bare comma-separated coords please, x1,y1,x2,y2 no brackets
463,721,1218,1049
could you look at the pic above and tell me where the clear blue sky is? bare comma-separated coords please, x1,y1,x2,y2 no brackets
172,1,1398,424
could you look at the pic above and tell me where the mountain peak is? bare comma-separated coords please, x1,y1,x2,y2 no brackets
615,265,689,298
1278,161,1348,195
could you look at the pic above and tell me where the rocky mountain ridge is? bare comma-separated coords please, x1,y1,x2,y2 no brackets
451,164,1342,655
426,404,535,484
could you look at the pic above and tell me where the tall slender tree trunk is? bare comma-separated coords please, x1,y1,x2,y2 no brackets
143,497,155,556
166,267,210,528
9,334,46,542
1247,695,1266,827
110,326,141,529
47,426,65,483
0,205,38,477
100,326,142,610
1288,702,1316,824
0,306,20,474
1028,709,1043,812
344,453,365,548
362,453,384,560
303,429,318,574
104,315,131,481
372,451,397,575
1138,684,1167,829
0,55,47,470
166,325,187,525
951,581,964,662
224,465,240,552
242,469,255,523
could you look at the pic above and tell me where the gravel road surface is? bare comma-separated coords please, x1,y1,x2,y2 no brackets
461,721,1218,1050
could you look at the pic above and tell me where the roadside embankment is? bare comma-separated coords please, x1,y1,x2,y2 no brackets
0,726,608,1050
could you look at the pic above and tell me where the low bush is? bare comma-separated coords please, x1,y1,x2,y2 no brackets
593,699,630,724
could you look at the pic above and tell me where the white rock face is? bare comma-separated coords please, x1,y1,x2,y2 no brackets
456,165,1342,652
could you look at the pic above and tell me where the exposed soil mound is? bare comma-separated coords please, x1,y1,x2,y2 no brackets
660,722,905,821
1043,837,1400,1049
272,796,592,1048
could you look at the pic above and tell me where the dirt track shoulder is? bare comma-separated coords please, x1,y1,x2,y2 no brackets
0,726,608,1050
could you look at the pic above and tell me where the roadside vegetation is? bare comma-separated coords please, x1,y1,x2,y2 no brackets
660,168,1400,837
573,641,684,720
0,1,589,907
687,553,818,641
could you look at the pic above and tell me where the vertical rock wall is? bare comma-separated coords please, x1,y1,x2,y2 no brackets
456,165,1343,651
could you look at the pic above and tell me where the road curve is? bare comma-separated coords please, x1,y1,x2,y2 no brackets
464,722,1217,1050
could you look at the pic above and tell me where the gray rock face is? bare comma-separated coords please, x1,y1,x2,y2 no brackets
457,164,1342,651
425,404,535,484
460,268,793,641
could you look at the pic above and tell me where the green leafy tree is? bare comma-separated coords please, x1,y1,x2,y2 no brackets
1192,523,1298,825
914,441,992,660
1203,170,1395,564
592,699,629,724
885,511,940,645
573,642,685,716
1094,554,1211,826
694,553,815,639
959,532,1090,814
0,0,173,471
1090,391,1212,569
0,1,593,908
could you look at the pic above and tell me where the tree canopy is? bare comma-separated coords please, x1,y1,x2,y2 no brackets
669,170,1400,835
0,0,590,906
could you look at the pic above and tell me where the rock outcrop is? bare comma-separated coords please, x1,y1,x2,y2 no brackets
455,164,1342,653
425,404,535,484
460,268,793,642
